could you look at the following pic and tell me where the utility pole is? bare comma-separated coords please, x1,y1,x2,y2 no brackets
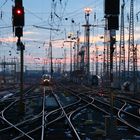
83,8,92,80
76,31,80,70
63,49,67,72
92,50,95,75
114,43,118,79
95,44,98,75
12,0,25,113
73,42,76,71
64,40,76,75
49,2,53,78
79,46,85,72
17,38,25,104
70,42,72,74
3,56,6,84
104,0,120,138
110,31,116,87
49,41,53,78
103,20,110,86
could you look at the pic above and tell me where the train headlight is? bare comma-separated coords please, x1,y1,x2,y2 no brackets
43,79,50,82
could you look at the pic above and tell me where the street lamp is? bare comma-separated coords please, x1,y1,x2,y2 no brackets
84,8,92,16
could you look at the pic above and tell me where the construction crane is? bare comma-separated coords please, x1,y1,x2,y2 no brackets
128,0,137,93
119,0,125,86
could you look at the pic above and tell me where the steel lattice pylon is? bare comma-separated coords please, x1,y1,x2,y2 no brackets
119,0,125,83
128,0,137,93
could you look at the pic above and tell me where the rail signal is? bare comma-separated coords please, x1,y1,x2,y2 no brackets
12,6,24,27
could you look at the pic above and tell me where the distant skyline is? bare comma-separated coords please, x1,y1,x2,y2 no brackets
0,0,140,71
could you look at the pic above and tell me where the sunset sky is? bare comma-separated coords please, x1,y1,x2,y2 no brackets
0,0,140,71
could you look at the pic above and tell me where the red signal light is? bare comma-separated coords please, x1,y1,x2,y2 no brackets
16,9,22,15
12,6,24,27
13,7,24,16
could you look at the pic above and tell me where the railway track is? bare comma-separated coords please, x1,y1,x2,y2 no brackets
0,86,43,140
58,83,140,139
0,82,139,140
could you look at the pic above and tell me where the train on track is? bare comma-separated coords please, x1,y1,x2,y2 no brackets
41,74,52,86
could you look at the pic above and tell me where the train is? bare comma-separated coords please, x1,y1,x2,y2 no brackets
41,74,52,86
91,75,102,86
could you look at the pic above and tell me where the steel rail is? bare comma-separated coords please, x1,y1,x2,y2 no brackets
41,87,46,140
94,97,140,129
52,91,81,140
0,112,42,132
1,105,34,140
118,102,140,133
54,83,140,135
0,87,42,140
11,92,50,140
87,94,140,133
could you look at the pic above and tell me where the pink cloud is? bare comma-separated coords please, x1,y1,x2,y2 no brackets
0,37,16,43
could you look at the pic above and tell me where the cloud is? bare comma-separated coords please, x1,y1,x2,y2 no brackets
23,31,39,35
0,37,16,43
